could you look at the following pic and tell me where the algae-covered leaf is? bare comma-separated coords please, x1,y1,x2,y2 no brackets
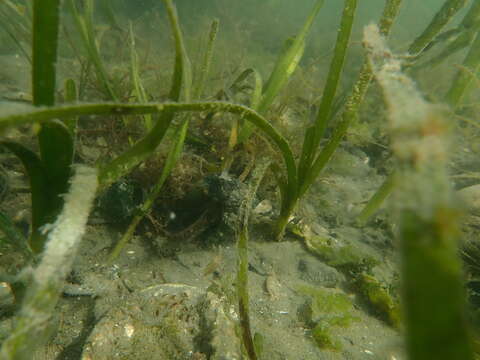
0,166,98,360
365,23,475,360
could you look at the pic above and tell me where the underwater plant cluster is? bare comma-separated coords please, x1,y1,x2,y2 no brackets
0,0,480,359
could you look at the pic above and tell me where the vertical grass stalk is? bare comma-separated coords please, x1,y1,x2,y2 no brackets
30,0,75,253
193,19,219,100
300,0,402,217
32,0,60,106
276,0,359,239
237,159,270,360
298,0,358,181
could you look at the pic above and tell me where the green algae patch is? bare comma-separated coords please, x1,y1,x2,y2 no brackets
354,273,401,329
297,285,359,351
303,233,379,274
306,233,400,328
311,324,341,351
292,224,400,329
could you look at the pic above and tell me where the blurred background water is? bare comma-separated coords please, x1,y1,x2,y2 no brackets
100,0,465,97
116,0,459,51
